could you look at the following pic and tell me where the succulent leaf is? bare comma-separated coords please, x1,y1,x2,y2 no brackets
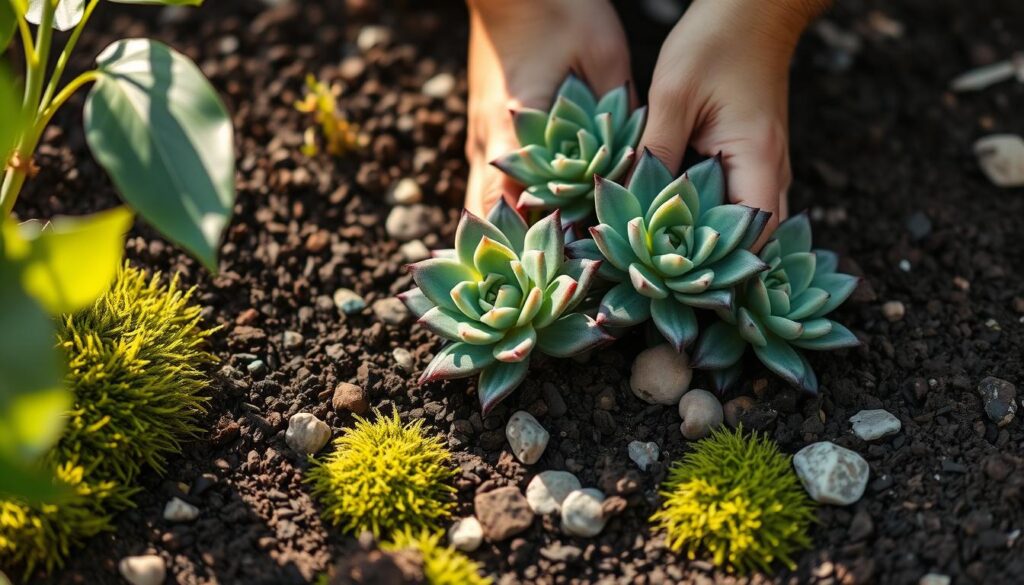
691,321,746,370
478,360,530,415
598,282,652,327
535,313,611,357
685,154,726,213
485,199,529,253
411,258,479,313
420,342,497,383
704,249,768,287
751,335,807,388
628,149,674,208
399,287,434,319
700,205,756,264
595,177,643,236
589,223,637,271
791,321,859,351
492,326,537,363
512,108,548,146
772,212,812,256
650,297,698,351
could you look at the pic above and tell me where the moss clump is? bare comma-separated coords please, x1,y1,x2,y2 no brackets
650,427,815,573
307,409,456,538
382,529,492,585
0,264,218,576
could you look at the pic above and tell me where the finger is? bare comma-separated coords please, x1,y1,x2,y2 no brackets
636,80,697,174
721,141,791,248
576,35,634,100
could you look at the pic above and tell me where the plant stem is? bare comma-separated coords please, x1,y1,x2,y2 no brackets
39,0,101,111
36,70,98,133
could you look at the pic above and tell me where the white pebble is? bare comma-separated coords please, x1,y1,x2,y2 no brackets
506,411,549,465
525,470,581,515
919,574,951,585
372,297,410,326
386,204,436,242
849,409,901,441
447,516,483,552
356,25,390,51
975,134,1024,187
399,240,431,262
333,288,366,315
388,177,422,205
163,497,199,523
118,555,166,585
286,412,332,455
678,389,724,440
392,347,414,371
560,488,607,537
422,72,456,99
627,441,660,471
881,300,905,322
629,344,692,405
793,441,869,505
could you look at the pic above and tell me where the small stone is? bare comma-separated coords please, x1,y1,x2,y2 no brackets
561,488,607,538
332,382,369,415
905,211,932,240
849,409,902,441
723,396,755,428
448,517,483,552
392,348,413,372
474,486,535,541
975,135,1024,187
386,204,437,241
881,300,906,322
246,359,266,375
333,288,366,315
678,389,724,440
282,330,303,350
525,471,581,515
629,344,692,405
627,441,660,471
978,376,1017,426
356,25,390,51
285,413,331,455
118,555,166,585
399,240,430,262
919,574,951,585
541,383,568,418
422,72,456,98
372,298,410,326
506,411,549,464
793,441,870,505
163,497,199,523
387,178,422,205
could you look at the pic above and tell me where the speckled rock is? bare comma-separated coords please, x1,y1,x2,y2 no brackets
525,470,581,515
506,410,549,464
793,441,869,505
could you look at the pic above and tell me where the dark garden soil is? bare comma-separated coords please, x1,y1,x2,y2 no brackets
13,0,1024,583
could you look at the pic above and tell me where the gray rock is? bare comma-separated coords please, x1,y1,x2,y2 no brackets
918,574,951,585
118,555,166,585
399,240,431,262
506,411,549,465
372,298,410,326
163,497,199,523
905,211,932,240
678,389,724,440
542,383,568,418
975,134,1024,187
447,516,483,552
560,488,607,537
387,178,422,205
474,486,534,541
793,441,869,505
285,413,331,455
282,330,304,350
246,359,266,375
333,288,366,315
392,348,414,372
525,470,581,515
849,409,902,441
627,441,660,471
385,204,437,241
630,344,692,405
978,376,1017,426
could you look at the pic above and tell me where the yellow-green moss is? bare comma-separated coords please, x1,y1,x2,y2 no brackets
0,264,218,576
650,427,815,573
382,529,491,585
307,409,456,538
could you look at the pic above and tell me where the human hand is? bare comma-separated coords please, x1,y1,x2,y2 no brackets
639,0,827,246
465,0,633,216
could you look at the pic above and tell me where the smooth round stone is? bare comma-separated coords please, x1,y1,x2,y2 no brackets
285,413,331,455
387,177,422,205
849,409,901,441
678,389,724,440
526,470,582,515
392,348,414,372
629,344,692,405
422,72,456,98
333,288,366,315
448,516,483,552
118,555,166,585
975,134,1024,187
506,411,549,465
627,441,660,471
793,441,869,505
163,497,199,523
560,488,607,537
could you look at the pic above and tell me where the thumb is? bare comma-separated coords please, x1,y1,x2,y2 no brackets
636,83,698,174
720,135,791,248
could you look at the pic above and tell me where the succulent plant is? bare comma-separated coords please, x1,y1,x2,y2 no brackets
491,74,645,224
567,151,771,351
691,214,860,392
400,200,608,413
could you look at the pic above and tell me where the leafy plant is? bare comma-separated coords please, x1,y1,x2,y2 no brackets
1,263,217,576
691,214,859,392
382,529,492,585
295,73,365,157
650,427,815,573
491,74,645,224
307,409,457,538
399,200,608,413
567,151,770,351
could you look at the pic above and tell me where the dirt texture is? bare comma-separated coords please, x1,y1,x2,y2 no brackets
11,0,1024,584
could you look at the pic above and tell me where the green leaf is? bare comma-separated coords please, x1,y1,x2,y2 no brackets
0,1,15,54
704,249,768,288
628,148,673,209
614,106,646,152
486,200,528,253
813,249,839,274
492,325,536,363
763,315,804,340
628,262,669,299
649,174,700,225
85,39,235,271
598,281,651,327
809,273,859,318
700,205,756,264
398,287,433,319
650,297,697,351
26,0,84,31
410,257,478,313
4,207,133,315
0,452,67,504
692,320,746,370
589,223,636,272
0,66,22,156
523,211,563,283
737,307,768,347
686,155,725,213
780,252,816,297
456,211,511,267
567,237,626,282
478,360,530,415
473,237,518,283
536,312,610,357
533,274,577,329
492,145,551,185
792,321,859,351
773,213,813,256
673,288,732,310
420,342,496,383
665,267,712,293
787,287,830,321
594,176,642,236
556,74,597,113
752,335,808,388
595,85,628,128
738,209,772,251
417,307,468,341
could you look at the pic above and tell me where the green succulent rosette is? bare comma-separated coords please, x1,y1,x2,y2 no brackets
491,74,645,225
691,214,860,392
400,201,608,413
567,151,771,351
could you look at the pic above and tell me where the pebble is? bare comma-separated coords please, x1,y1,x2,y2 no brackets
372,298,410,326
975,134,1024,187
793,441,870,505
849,409,902,441
118,555,166,585
905,211,932,240
246,359,266,375
542,383,568,417
392,348,414,372
285,413,331,455
506,411,549,465
629,344,692,405
678,389,724,440
282,330,303,350
333,288,366,315
163,497,199,523
919,574,951,585
447,517,483,552
387,177,423,205
332,382,369,415
627,441,660,471
560,488,607,537
356,25,390,51
525,471,581,515
474,486,535,541
977,376,1017,426
385,204,436,241
898,259,912,272
399,240,431,262
723,396,755,428
881,300,906,322
422,72,456,98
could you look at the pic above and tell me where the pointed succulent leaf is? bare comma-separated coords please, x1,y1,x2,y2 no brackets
418,307,470,341
700,205,757,264
399,287,434,319
625,218,653,266
797,352,819,393
650,174,701,223
595,84,628,127
512,108,549,146
605,146,635,181
787,287,830,321
450,281,483,320
533,275,578,329
813,249,839,274
704,249,768,288
523,211,563,283
536,313,611,358
763,315,805,340
478,360,531,415
685,155,726,213
710,362,745,393
491,145,554,184
420,342,496,383
456,212,512,267
492,325,537,363
809,273,859,318
780,252,816,297
773,213,813,256
551,156,590,178
589,224,637,271
674,288,733,310
653,254,696,279
738,209,772,250
557,74,598,112
628,148,673,209
744,277,771,316
598,282,652,327
480,307,520,330
548,180,592,199
751,335,808,388
649,195,694,237
689,226,720,266
521,250,548,289
560,258,601,309
568,237,626,281
615,107,647,152
457,320,505,345
578,129,600,161
628,263,669,299
792,321,859,350
766,288,790,316
650,297,698,351
553,95,593,131
737,307,768,347
692,321,746,370
665,268,712,293
485,199,528,253
798,318,833,339
474,237,518,283
546,116,583,150
516,287,544,327
594,176,643,236
594,112,614,147
411,258,478,313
